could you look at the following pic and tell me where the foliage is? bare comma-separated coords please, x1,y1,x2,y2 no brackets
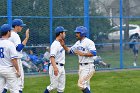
0,0,111,45
129,19,140,26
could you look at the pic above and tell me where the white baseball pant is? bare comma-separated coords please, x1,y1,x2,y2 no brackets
47,64,65,92
78,63,95,90
0,67,19,93
4,59,24,91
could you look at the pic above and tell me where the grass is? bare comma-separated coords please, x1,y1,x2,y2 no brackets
64,48,140,71
22,70,140,93
6,46,138,93
130,21,140,26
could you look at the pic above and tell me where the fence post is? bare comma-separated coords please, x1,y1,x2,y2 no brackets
119,0,124,69
49,0,53,45
84,0,89,38
7,0,12,25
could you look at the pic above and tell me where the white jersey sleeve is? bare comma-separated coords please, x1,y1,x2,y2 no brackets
87,39,96,53
9,42,19,59
8,31,23,58
50,40,65,64
50,41,59,57
9,31,21,47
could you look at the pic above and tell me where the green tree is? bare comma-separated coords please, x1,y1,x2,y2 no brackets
0,0,111,45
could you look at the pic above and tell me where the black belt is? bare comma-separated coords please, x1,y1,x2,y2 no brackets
56,63,64,66
80,63,89,66
10,66,13,67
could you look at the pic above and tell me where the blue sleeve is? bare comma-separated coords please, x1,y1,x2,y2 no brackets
16,44,24,52
69,49,75,54
90,50,97,56
69,46,77,54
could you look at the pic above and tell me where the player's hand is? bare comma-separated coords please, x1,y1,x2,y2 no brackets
16,72,21,78
25,29,29,39
75,50,85,56
54,67,59,76
58,39,65,46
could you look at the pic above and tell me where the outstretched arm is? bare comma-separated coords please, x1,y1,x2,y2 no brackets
59,39,70,52
74,50,96,57
16,29,30,52
22,29,29,45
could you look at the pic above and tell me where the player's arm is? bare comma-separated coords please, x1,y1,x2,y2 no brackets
9,43,21,77
59,39,70,52
22,29,29,46
11,58,21,77
50,43,59,76
75,41,97,57
50,56,58,76
62,45,70,52
15,29,29,52
74,50,96,57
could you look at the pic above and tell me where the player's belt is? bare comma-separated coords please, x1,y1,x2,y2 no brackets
56,63,64,66
10,66,13,67
80,63,92,66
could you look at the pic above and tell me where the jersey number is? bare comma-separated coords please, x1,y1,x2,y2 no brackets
0,47,4,58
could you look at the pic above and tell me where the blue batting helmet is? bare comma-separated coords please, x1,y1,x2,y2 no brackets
74,26,87,37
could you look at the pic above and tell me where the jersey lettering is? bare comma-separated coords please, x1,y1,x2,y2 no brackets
0,47,4,58
77,46,85,51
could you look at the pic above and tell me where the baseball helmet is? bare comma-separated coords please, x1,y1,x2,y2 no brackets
74,26,87,37
55,26,67,34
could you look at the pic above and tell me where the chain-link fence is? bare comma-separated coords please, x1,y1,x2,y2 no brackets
0,0,140,73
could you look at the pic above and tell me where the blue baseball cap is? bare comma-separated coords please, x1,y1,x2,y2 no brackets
0,24,13,32
55,26,67,33
12,19,26,27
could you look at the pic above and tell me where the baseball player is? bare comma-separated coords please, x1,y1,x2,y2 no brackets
2,19,29,93
59,26,96,93
129,33,140,66
0,24,20,93
44,26,67,93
